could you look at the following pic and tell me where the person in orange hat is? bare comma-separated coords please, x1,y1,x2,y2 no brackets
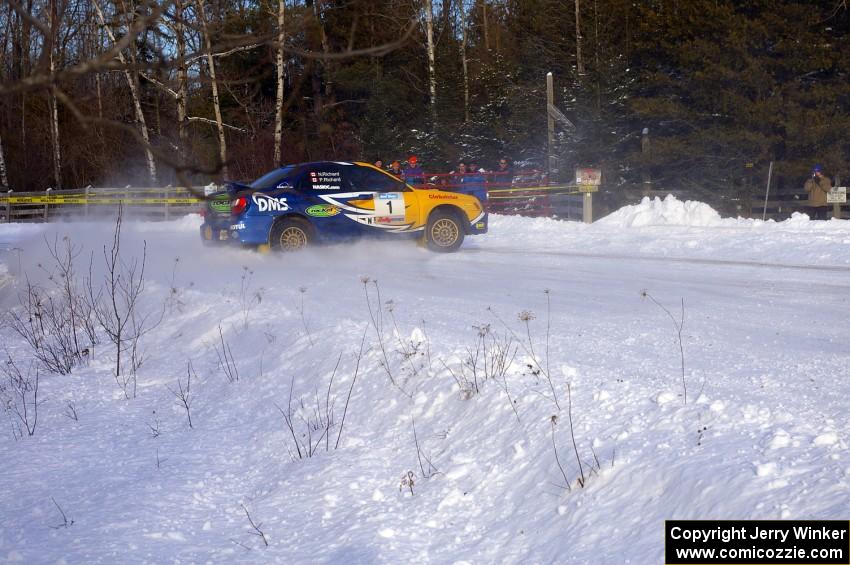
388,160,403,178
403,155,424,185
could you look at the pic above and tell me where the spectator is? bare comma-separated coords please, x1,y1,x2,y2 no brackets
403,155,425,185
374,159,384,169
461,159,488,203
388,160,403,178
804,164,833,220
448,160,467,191
491,156,513,188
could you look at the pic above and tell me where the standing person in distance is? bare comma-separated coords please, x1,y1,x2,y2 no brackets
404,155,425,185
388,160,403,178
461,158,488,203
491,156,514,188
804,164,833,220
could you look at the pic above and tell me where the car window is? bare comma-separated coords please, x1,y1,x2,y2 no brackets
348,167,408,193
301,164,350,193
249,165,299,190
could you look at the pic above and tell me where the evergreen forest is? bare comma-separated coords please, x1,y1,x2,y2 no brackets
1,0,849,212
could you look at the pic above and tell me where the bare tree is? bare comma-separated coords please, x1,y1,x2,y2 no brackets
481,0,489,51
424,0,437,124
0,0,418,192
0,130,9,189
168,360,195,428
2,355,41,438
273,0,286,166
47,0,62,188
88,205,158,398
575,0,584,76
174,0,190,162
195,0,228,179
459,2,469,123
91,0,158,184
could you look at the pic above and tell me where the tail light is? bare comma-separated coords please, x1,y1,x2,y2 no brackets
231,196,248,215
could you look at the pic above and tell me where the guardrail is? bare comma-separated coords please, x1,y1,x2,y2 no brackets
1,186,205,223
409,171,586,220
1,178,592,223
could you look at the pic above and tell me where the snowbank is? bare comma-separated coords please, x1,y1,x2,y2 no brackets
596,195,723,227
1,203,849,563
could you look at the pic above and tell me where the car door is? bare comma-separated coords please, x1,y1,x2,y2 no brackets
299,163,362,238
343,165,420,235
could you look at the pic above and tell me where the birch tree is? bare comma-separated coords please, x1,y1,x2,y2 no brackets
424,0,437,125
92,0,158,183
48,0,61,188
459,1,469,123
273,0,286,166
195,0,229,179
0,131,9,189
575,0,584,76
175,0,189,163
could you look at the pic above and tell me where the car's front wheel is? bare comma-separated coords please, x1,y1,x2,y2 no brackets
270,217,312,251
425,209,465,252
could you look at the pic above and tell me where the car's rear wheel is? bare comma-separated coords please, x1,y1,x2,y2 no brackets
270,217,312,251
425,209,465,252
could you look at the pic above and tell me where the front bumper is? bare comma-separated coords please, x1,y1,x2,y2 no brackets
469,212,488,234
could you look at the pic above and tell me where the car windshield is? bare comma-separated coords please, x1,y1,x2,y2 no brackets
250,165,299,189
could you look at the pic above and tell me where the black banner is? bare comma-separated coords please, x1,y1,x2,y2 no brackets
665,520,849,564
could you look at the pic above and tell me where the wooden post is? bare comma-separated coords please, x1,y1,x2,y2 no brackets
583,192,592,224
85,185,90,218
44,187,52,221
833,173,841,219
641,128,651,196
761,161,773,221
5,190,11,222
165,184,171,220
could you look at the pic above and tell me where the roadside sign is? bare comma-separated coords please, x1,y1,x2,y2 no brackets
575,168,602,186
578,185,599,193
827,186,847,204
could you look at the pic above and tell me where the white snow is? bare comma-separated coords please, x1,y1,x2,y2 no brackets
0,195,848,563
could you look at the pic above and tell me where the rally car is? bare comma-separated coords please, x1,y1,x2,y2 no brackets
200,161,487,252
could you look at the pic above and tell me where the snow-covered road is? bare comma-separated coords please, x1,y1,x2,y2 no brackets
1,196,848,564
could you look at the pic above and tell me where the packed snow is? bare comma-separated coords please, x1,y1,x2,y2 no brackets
0,195,848,563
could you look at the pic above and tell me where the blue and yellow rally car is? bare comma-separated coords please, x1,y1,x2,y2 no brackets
200,161,487,252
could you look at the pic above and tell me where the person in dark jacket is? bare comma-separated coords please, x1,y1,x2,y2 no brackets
447,161,467,191
403,155,425,185
491,156,513,188
804,164,833,219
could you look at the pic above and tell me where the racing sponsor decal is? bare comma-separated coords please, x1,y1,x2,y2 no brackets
230,222,246,230
210,195,231,213
428,193,458,200
316,192,377,213
317,192,418,232
305,204,340,217
252,193,290,212
476,222,485,229
374,192,403,217
309,170,342,190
